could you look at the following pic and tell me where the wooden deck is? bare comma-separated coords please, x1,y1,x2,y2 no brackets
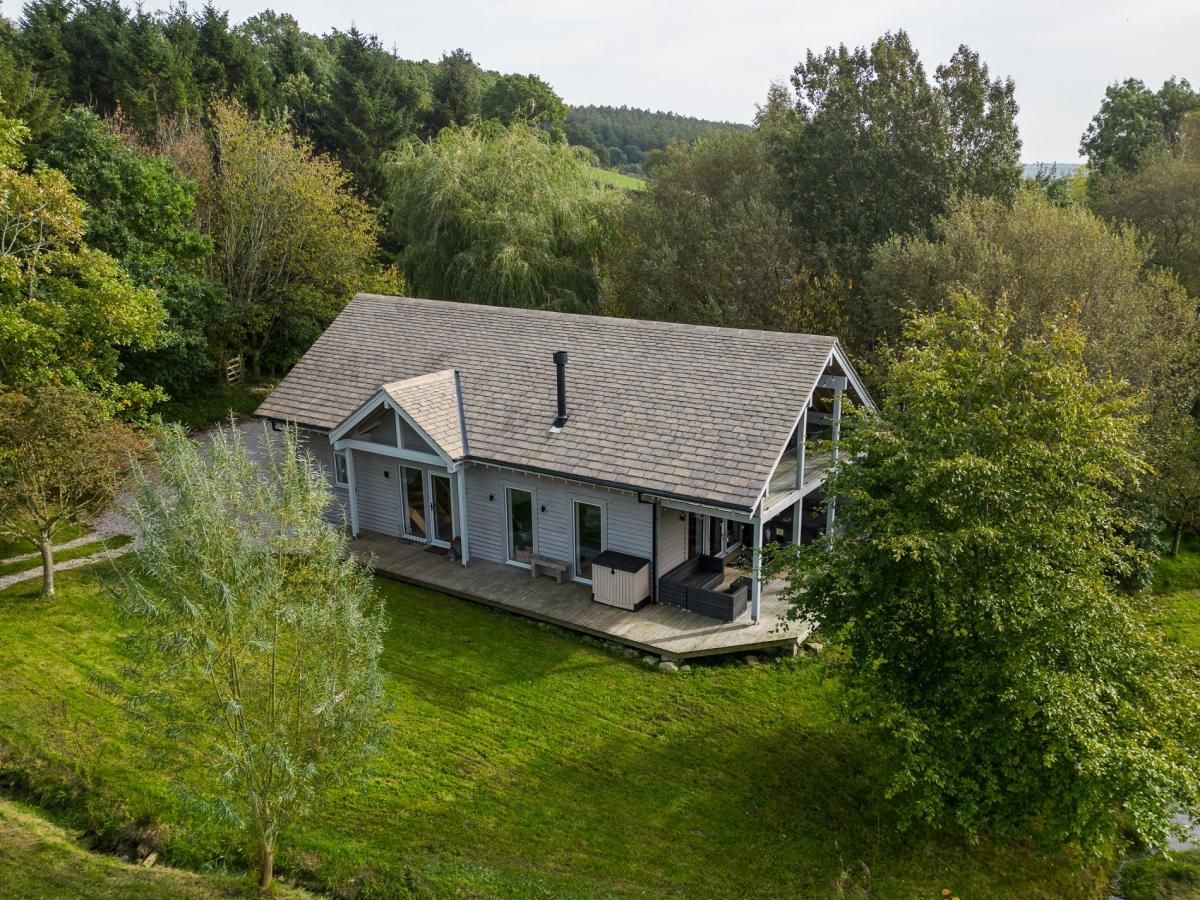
352,531,810,659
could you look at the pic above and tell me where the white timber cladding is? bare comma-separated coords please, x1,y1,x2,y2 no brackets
354,451,403,536
657,508,688,575
464,464,653,569
298,429,350,526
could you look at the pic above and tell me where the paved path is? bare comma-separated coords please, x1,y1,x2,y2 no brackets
0,538,138,591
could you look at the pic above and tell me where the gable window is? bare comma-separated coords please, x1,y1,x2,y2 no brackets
333,450,349,487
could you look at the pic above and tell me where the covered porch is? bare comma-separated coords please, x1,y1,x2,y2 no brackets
352,531,809,660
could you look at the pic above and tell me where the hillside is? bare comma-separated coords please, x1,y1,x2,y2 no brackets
567,105,750,174
1022,161,1083,179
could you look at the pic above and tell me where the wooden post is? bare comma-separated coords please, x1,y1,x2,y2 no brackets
796,408,807,489
825,387,842,538
345,448,360,537
455,465,470,566
751,515,764,624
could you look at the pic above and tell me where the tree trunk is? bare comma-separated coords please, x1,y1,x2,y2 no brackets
1172,520,1184,557
257,834,274,892
39,533,54,597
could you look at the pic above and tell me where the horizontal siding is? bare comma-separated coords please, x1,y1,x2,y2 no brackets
299,429,349,526
355,451,402,536
658,508,688,575
464,464,653,570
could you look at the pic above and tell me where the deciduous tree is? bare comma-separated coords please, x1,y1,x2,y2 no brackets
1081,77,1200,175
170,101,384,375
601,130,841,334
38,107,224,395
117,422,387,891
0,109,165,410
767,33,1020,279
0,382,140,596
774,295,1200,851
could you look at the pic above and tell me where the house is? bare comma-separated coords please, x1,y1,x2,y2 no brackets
256,293,874,654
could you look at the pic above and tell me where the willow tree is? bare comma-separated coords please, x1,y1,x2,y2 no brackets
117,423,387,890
776,295,1200,852
386,122,625,312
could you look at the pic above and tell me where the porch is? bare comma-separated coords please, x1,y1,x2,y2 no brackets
352,530,810,660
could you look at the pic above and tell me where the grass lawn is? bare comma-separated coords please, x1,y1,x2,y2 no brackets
587,165,647,191
0,535,132,579
0,797,312,899
153,381,269,431
1121,850,1200,900
0,564,1107,899
1116,539,1200,900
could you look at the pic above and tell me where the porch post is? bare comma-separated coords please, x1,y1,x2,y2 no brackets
455,465,470,566
345,447,360,537
793,408,807,546
825,386,843,537
750,514,763,624
796,408,807,489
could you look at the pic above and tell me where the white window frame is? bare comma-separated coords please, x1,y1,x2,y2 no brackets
333,450,349,487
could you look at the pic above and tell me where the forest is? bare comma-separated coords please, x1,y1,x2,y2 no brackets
565,104,748,174
1,1,1200,895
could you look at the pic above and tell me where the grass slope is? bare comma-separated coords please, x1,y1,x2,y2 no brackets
0,796,312,899
0,564,1105,899
587,165,646,191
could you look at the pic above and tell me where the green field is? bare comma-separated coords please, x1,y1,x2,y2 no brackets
587,165,647,191
0,561,1120,898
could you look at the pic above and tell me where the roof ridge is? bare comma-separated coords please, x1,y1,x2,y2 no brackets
352,293,839,344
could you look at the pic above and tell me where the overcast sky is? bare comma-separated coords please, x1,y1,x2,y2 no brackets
221,0,1200,163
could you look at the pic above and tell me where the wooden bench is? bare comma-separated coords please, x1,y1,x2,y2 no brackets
530,555,571,584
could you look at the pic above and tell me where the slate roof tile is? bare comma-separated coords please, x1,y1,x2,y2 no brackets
256,294,840,511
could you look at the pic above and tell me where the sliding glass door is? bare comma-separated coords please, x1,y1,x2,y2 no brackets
573,500,604,584
506,487,535,565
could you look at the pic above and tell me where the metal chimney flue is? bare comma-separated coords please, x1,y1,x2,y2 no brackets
551,351,568,431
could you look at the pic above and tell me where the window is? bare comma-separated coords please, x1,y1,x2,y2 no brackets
333,450,349,486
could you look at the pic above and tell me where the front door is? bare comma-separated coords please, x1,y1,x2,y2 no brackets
573,500,604,584
429,472,454,547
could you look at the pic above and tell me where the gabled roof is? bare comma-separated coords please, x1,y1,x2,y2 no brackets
257,294,858,511
382,370,467,460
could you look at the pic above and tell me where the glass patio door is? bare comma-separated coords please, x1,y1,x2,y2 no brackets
506,487,535,565
573,500,604,584
429,473,454,547
402,466,426,540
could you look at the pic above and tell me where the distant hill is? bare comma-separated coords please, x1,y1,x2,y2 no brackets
1022,162,1082,179
566,105,750,176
